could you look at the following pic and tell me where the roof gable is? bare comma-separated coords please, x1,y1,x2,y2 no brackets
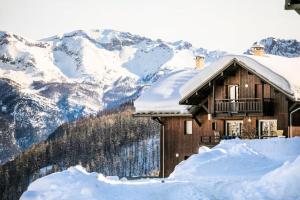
134,54,300,115
179,55,300,104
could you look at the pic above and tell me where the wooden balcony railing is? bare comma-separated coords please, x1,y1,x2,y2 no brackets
199,135,283,146
199,136,236,146
215,98,273,114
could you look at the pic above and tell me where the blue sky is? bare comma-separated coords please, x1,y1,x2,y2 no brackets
0,0,299,53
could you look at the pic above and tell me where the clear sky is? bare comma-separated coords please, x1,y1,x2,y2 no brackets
0,0,299,53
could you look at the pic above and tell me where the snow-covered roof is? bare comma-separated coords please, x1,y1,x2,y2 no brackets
180,54,300,103
134,54,300,115
134,69,200,115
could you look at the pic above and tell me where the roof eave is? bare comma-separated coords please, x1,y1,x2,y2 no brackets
133,112,192,117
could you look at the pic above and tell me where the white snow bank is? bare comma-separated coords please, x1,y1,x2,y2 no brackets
217,137,300,162
232,155,300,200
180,54,300,102
21,138,300,200
170,137,300,179
134,69,200,114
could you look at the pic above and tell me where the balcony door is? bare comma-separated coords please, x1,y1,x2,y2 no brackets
226,120,243,137
228,85,239,112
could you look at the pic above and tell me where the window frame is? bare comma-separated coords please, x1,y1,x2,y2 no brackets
228,84,239,100
225,120,243,137
258,119,277,138
184,120,193,135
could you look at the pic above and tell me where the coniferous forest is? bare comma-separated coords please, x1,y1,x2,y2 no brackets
0,104,160,200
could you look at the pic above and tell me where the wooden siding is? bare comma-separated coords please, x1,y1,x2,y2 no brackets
209,67,289,133
158,66,295,177
290,126,300,137
159,115,225,177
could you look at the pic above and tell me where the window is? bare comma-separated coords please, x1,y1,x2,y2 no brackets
184,120,193,135
226,120,243,137
227,85,239,113
212,122,217,130
259,120,277,138
228,85,239,100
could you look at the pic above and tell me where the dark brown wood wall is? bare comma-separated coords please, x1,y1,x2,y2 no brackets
213,67,268,100
159,66,292,177
209,67,289,132
160,115,225,176
160,117,196,177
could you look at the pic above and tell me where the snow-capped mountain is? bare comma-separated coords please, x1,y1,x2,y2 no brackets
1,29,299,165
0,29,226,164
246,37,300,57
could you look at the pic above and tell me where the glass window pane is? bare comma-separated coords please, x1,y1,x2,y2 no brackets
260,120,277,137
226,121,243,136
185,120,192,134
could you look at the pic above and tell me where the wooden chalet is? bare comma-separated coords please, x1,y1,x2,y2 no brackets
134,46,300,177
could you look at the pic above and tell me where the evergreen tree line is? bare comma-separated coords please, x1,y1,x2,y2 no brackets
0,105,160,200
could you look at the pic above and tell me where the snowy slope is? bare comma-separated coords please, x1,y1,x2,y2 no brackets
0,29,226,164
1,30,299,166
21,137,300,200
0,29,227,107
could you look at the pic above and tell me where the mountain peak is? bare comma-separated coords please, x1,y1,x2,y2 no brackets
3,28,298,166
246,37,300,57
0,31,47,47
42,29,154,50
172,40,193,50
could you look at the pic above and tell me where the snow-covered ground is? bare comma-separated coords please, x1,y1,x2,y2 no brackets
21,137,300,200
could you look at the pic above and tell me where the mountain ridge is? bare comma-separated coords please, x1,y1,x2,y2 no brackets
0,28,299,165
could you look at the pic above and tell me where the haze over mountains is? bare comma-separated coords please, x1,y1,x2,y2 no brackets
0,28,299,164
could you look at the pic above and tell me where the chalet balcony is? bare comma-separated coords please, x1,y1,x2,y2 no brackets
199,136,238,147
199,135,281,147
214,98,274,115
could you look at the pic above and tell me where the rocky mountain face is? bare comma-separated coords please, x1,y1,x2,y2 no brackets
0,29,226,164
246,37,300,57
1,29,299,165
0,78,63,163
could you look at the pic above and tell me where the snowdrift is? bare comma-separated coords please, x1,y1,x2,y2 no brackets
21,138,300,200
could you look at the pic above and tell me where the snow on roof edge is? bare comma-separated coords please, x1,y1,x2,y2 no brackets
179,54,300,104
134,69,199,114
134,54,300,115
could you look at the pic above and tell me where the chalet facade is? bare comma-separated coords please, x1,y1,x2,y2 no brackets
134,46,300,177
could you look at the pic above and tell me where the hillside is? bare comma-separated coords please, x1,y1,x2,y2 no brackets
0,105,160,200
1,29,300,165
0,29,226,164
0,29,300,199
